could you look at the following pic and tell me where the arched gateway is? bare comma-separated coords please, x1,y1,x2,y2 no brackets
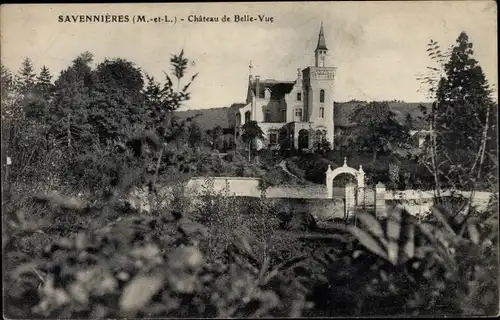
325,157,365,201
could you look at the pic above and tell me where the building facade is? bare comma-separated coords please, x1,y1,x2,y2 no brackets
175,24,432,152
235,23,336,150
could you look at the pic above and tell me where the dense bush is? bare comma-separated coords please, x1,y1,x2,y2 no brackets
287,151,438,190
288,154,337,184
306,205,499,316
3,187,313,318
4,170,499,318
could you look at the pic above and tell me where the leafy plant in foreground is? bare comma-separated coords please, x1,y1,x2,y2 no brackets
4,194,309,318
337,205,499,316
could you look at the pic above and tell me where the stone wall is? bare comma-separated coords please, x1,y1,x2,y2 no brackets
127,176,494,219
267,198,345,222
185,177,262,198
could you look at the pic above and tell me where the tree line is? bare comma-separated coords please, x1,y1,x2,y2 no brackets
1,50,206,193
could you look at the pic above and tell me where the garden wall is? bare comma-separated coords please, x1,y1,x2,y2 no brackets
184,177,329,199
266,198,345,221
128,177,494,219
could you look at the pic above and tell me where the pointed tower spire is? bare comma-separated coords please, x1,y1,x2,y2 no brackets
316,21,328,51
314,22,328,67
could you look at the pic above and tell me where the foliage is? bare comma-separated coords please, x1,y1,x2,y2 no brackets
404,113,414,131
301,203,498,317
313,137,332,155
16,57,37,95
348,101,411,161
49,52,95,149
340,206,499,315
3,193,309,318
35,66,54,100
241,120,265,160
3,35,498,319
89,58,146,143
417,33,497,194
208,125,224,150
288,154,337,184
187,121,206,150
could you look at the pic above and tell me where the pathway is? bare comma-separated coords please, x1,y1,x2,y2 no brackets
278,160,300,180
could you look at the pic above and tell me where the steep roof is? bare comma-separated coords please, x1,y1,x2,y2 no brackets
334,102,432,130
174,103,245,131
315,22,328,51
249,79,295,99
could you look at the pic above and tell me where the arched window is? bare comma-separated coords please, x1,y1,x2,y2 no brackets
319,107,325,118
235,113,241,126
298,129,309,149
245,111,251,123
320,89,325,103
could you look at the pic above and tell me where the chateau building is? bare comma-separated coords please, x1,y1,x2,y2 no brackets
175,24,432,151
235,22,336,150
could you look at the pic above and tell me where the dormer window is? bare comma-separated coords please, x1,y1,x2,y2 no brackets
264,88,271,99
297,92,302,101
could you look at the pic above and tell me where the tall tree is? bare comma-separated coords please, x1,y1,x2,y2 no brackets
35,65,54,99
241,120,265,161
16,57,36,95
141,50,198,189
89,58,145,142
50,52,95,148
348,101,411,161
1,64,19,117
436,32,495,155
142,74,163,129
417,31,497,199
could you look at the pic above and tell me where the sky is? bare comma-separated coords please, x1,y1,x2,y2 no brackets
1,2,497,110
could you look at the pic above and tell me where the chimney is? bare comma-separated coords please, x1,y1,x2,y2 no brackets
253,75,260,121
255,75,260,99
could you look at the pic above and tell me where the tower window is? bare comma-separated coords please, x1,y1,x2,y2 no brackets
295,108,303,121
297,92,302,101
320,107,325,118
320,89,325,103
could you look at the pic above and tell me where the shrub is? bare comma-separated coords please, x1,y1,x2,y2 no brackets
3,190,311,318
309,206,499,316
289,154,336,184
